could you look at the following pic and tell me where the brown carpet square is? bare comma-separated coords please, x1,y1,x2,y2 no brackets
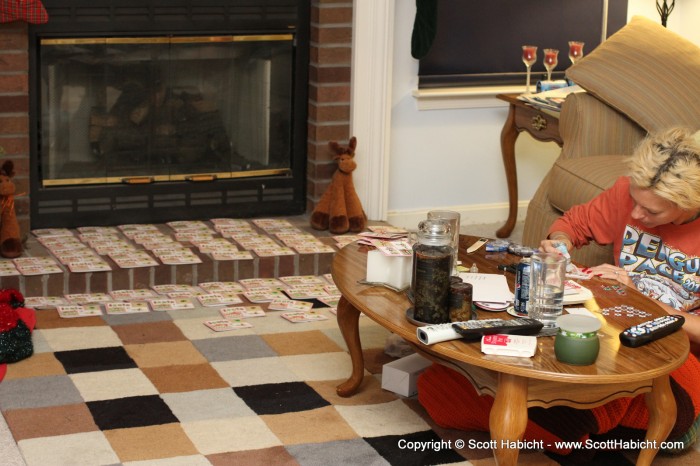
4,403,98,441
208,446,299,466
4,352,66,380
124,341,208,368
261,330,343,356
111,321,186,345
35,311,107,329
261,405,358,445
141,363,230,393
104,423,198,462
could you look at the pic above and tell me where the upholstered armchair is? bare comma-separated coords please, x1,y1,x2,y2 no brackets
522,16,700,266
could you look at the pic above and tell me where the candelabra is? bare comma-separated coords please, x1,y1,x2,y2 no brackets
656,0,675,27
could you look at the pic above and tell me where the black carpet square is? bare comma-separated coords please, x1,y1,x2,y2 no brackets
87,394,178,430
233,381,330,415
54,346,137,374
364,430,465,466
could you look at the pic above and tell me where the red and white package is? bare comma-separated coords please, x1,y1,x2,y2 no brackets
481,334,537,358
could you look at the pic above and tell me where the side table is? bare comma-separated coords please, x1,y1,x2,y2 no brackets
495,94,563,238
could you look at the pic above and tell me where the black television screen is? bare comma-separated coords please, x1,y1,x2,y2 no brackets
418,0,629,88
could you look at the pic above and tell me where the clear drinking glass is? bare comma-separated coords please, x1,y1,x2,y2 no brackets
427,210,460,274
543,48,559,81
568,41,584,65
528,252,566,327
521,45,537,94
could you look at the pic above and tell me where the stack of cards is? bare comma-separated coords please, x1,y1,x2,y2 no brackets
13,257,63,275
219,306,266,319
0,260,20,276
57,304,103,318
105,301,150,315
281,311,329,323
203,319,252,332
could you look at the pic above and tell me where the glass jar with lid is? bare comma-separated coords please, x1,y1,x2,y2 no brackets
411,219,453,324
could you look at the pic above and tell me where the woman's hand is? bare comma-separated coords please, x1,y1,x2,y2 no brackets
540,232,573,256
584,264,632,286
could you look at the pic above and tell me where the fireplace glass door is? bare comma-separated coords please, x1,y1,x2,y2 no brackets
39,35,294,186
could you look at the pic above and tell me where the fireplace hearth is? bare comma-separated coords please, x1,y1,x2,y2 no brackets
28,1,309,228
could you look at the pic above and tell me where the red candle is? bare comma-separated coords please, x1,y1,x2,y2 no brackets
568,41,584,64
544,49,558,65
522,45,537,65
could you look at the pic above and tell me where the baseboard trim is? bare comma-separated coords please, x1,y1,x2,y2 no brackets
386,201,529,230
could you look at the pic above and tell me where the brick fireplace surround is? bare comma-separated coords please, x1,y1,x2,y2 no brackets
0,0,351,237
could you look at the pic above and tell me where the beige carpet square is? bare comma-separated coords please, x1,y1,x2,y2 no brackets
104,423,198,462
307,376,398,406
323,322,392,351
124,341,208,368
161,388,255,422
37,326,123,352
335,399,431,437
261,405,358,445
249,310,339,334
281,352,356,381
70,368,158,402
212,356,301,387
141,363,230,393
123,454,213,466
173,316,257,341
181,416,282,454
18,431,120,466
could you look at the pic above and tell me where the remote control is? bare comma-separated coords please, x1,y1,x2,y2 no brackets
452,318,544,340
466,237,489,253
619,315,685,348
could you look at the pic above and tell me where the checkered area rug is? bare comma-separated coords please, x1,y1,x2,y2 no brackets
0,298,498,465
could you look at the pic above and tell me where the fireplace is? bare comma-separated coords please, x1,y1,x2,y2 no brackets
28,1,309,228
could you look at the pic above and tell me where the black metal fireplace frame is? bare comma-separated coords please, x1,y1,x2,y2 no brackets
28,0,309,228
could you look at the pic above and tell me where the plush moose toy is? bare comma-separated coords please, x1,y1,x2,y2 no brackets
0,161,22,258
310,137,367,234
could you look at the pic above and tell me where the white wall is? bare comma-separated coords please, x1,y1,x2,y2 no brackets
384,0,700,230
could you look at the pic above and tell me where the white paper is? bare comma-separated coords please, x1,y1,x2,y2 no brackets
458,272,514,303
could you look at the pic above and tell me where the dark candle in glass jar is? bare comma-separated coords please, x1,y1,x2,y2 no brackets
449,282,473,322
411,218,453,324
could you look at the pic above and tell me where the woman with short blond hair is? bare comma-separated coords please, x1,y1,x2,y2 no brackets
418,127,700,461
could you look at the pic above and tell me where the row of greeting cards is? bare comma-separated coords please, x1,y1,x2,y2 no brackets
24,275,342,332
1,220,410,277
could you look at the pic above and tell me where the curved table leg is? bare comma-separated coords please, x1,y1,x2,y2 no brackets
336,295,366,397
490,372,528,466
496,103,519,239
637,375,676,466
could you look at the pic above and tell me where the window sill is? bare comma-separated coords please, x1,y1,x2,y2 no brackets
412,85,526,110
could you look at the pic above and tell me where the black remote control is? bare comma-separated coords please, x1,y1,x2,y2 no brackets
452,318,543,340
619,315,685,348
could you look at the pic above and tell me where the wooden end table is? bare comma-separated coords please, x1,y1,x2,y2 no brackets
496,94,563,238
332,235,689,466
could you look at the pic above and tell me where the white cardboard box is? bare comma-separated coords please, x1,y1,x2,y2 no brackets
381,353,432,397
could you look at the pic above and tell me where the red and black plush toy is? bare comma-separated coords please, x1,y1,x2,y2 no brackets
0,288,35,382
310,137,367,235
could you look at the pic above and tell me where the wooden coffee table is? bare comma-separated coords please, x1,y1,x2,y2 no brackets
332,235,689,466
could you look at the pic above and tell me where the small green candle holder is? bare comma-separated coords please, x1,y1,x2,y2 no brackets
554,314,602,366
